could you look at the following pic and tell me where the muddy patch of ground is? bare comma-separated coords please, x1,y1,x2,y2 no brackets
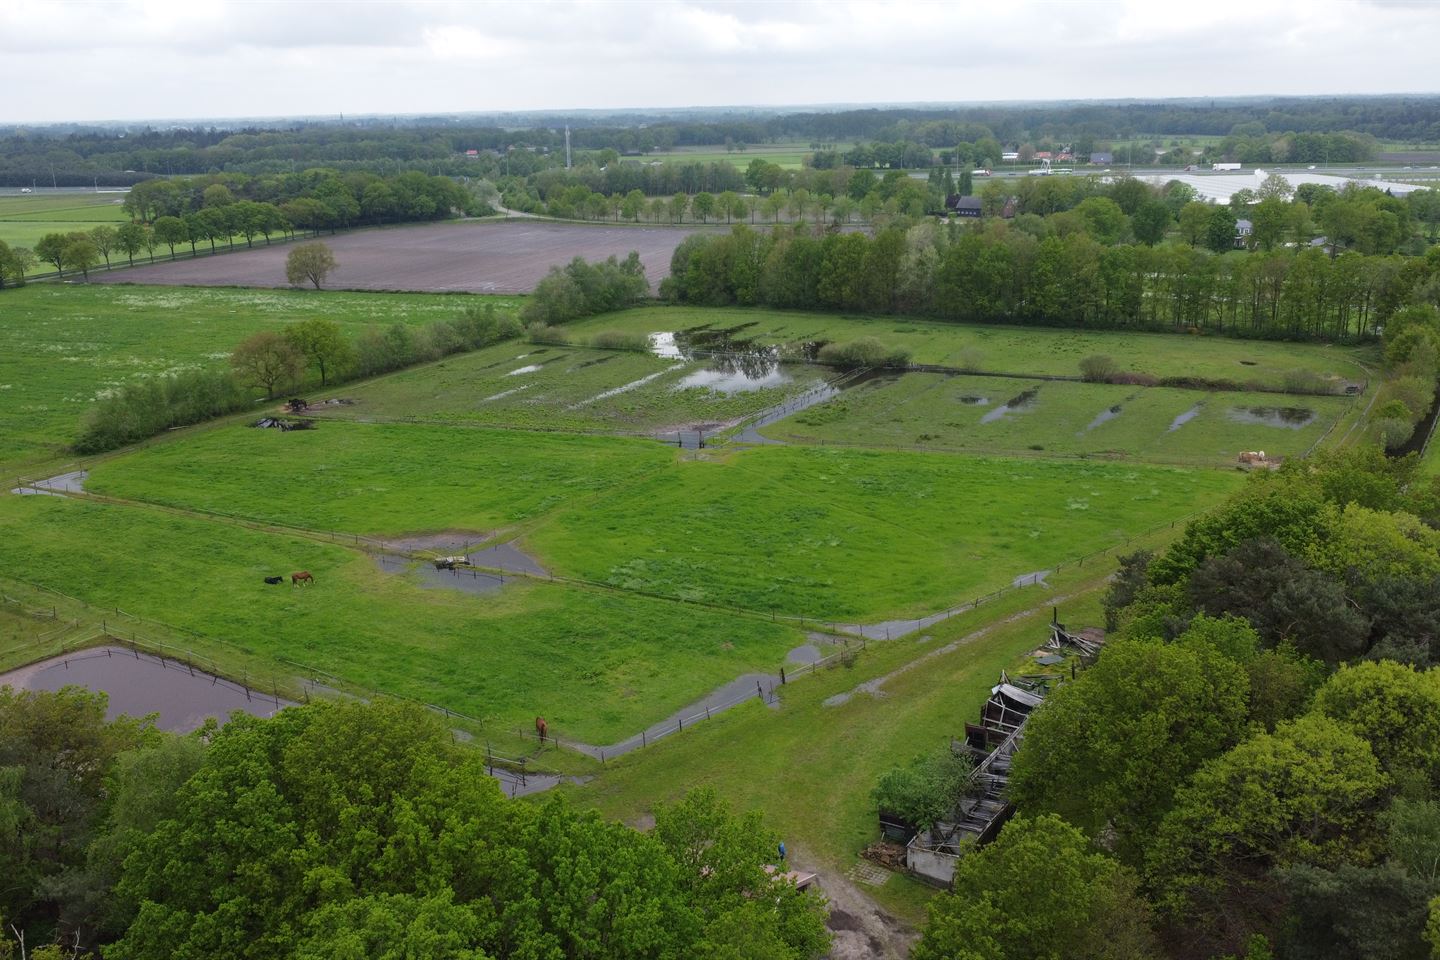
96,221,708,294
384,530,492,554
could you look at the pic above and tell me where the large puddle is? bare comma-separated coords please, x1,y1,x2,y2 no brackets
674,364,791,394
1167,404,1203,432
0,646,289,732
12,469,88,496
1080,405,1123,435
980,387,1040,424
374,540,546,594
1227,406,1316,429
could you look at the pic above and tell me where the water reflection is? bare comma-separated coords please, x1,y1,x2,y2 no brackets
1227,406,1316,429
1168,405,1203,432
981,387,1040,424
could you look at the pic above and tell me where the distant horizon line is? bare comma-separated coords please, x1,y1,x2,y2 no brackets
6,91,1440,130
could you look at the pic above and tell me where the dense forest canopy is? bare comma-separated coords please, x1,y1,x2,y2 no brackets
0,694,829,959
914,449,1440,959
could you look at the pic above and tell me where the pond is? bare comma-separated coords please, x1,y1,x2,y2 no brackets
1227,406,1316,429
0,646,290,733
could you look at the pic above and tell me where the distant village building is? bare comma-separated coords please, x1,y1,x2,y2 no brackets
1090,151,1114,165
1235,218,1253,248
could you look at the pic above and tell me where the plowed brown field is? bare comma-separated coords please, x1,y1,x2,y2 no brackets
98,219,711,293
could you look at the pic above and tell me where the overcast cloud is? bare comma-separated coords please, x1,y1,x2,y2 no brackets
2,0,1437,124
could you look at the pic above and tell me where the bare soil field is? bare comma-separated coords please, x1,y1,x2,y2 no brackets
97,220,709,293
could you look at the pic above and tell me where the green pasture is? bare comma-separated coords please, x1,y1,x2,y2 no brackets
764,372,1354,466
566,567,1115,922
84,422,673,537
644,141,849,170
565,307,1376,390
84,420,1238,621
0,194,132,270
526,445,1241,620
316,338,825,433
0,493,806,744
0,284,516,470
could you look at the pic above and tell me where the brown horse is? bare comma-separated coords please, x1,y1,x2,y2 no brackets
291,571,314,586
535,716,548,743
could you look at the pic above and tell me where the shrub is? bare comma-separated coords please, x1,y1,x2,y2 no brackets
526,322,568,345
872,749,973,831
1079,354,1119,382
1109,371,1161,387
957,346,986,373
521,252,649,325
817,337,910,369
589,330,651,352
75,369,250,454
1282,368,1329,395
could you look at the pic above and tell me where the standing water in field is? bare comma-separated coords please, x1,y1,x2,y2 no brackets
1080,405,1123,435
1168,404,1203,432
1227,406,1316,429
981,386,1041,424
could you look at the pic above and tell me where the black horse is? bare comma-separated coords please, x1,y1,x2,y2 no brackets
263,575,284,585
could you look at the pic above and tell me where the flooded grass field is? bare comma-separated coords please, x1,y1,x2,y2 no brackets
762,372,1353,465
306,337,827,434
568,306,1375,391
0,283,1367,755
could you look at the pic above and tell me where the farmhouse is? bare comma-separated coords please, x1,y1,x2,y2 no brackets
1235,218,1253,248
947,195,983,218
1090,151,1113,165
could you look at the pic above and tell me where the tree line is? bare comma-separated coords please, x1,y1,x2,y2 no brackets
5,96,1439,186
660,214,1440,343
74,304,521,454
912,449,1440,959
0,694,829,959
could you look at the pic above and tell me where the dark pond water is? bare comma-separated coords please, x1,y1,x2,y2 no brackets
1227,406,1316,429
0,646,289,732
1168,405,1203,432
981,386,1040,424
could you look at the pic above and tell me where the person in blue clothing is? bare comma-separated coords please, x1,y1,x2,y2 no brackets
778,841,787,863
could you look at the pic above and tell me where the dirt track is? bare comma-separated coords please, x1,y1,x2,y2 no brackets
97,220,710,294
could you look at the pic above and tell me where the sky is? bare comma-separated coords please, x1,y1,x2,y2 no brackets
2,0,1438,125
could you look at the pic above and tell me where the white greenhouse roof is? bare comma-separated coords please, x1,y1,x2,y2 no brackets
1134,169,1431,205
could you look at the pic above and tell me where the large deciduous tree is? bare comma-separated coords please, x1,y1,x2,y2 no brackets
231,331,306,397
282,317,353,386
913,815,1159,960
284,241,338,290
1009,637,1249,862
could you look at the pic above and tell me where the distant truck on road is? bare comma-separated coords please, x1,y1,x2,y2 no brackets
20,187,33,194
1212,162,1242,171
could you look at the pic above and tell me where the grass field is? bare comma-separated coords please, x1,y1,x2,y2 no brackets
84,422,674,536
313,338,827,434
0,193,132,272
565,306,1376,390
644,141,853,170
0,493,808,744
83,420,1240,621
0,284,516,470
764,371,1355,466
563,566,1116,922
